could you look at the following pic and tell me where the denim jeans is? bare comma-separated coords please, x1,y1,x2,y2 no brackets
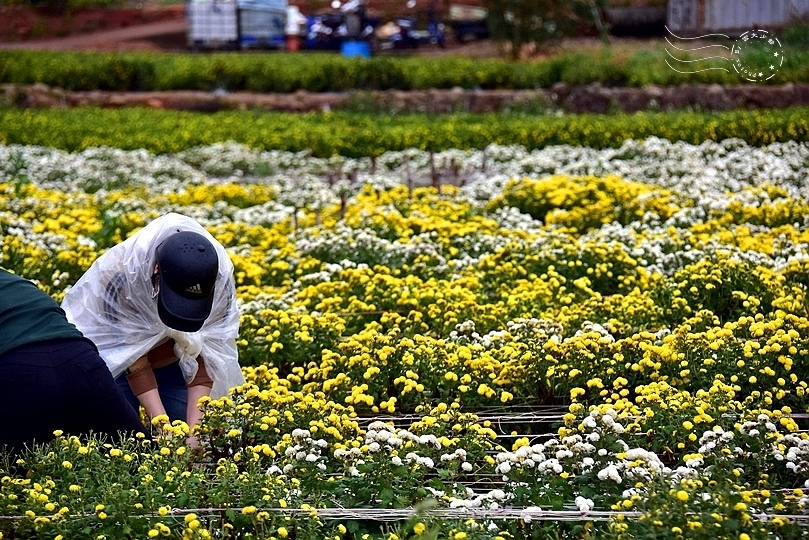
116,361,188,423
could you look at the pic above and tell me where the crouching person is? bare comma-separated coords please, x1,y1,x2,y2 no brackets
0,268,146,454
62,212,244,447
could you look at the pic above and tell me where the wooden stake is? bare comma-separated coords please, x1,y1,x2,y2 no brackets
430,150,441,194
406,155,413,199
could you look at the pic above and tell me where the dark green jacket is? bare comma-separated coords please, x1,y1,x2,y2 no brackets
0,269,94,357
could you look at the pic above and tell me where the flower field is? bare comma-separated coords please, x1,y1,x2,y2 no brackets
1,137,809,539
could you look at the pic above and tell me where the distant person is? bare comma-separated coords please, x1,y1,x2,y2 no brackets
0,268,145,454
62,213,244,446
285,5,307,51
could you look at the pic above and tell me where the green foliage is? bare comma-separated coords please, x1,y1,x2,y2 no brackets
0,51,156,91
0,106,806,157
1,47,808,92
484,0,606,59
556,50,630,86
781,18,809,47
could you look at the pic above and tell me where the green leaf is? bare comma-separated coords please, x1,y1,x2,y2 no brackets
381,487,395,504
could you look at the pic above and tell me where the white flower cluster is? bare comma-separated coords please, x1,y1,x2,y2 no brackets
696,426,736,456
449,319,479,342
278,428,329,474
232,201,295,227
335,420,468,474
295,223,448,273
7,138,809,205
452,408,669,512
5,139,808,287
446,486,512,510
772,432,809,479
0,144,206,194
364,421,405,449
574,321,616,344
664,414,809,496
274,173,334,210
575,495,595,513
488,206,544,232
449,317,564,348
506,317,565,342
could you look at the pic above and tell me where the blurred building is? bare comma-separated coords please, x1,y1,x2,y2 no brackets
667,0,809,35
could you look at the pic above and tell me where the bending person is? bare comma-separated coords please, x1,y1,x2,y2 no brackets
0,268,145,454
62,213,244,445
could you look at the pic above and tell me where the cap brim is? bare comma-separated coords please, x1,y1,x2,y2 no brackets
157,285,214,333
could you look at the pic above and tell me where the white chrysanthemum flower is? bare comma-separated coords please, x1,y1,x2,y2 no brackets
597,464,622,483
575,496,594,513
521,506,543,523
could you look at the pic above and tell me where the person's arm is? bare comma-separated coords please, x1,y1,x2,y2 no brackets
185,358,213,447
185,384,209,428
126,356,167,421
137,389,168,421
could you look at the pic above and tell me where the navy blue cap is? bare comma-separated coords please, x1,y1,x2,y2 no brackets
155,231,218,332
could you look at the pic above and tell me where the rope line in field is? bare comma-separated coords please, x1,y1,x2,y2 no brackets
2,506,809,524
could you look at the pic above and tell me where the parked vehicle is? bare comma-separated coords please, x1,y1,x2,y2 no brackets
187,0,239,50
378,17,419,49
238,0,287,49
448,3,488,42
186,0,287,50
305,0,376,51
375,1,447,51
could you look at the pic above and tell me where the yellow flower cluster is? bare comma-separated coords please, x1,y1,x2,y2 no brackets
3,160,809,539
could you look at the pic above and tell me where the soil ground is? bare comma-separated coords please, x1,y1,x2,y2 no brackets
0,4,187,48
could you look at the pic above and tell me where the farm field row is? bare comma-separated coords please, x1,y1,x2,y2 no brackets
1,138,808,538
1,107,808,156
3,47,809,92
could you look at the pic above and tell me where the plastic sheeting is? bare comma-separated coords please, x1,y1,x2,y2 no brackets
62,213,244,399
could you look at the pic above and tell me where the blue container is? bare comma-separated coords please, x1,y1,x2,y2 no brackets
341,40,371,58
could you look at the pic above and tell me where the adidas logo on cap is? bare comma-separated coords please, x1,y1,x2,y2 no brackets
186,283,203,294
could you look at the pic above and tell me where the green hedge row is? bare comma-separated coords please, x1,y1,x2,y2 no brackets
1,47,808,92
1,106,806,156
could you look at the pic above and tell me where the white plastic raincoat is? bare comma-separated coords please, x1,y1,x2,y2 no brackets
62,213,244,398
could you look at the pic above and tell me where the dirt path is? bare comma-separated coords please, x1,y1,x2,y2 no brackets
5,81,809,114
0,17,188,52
